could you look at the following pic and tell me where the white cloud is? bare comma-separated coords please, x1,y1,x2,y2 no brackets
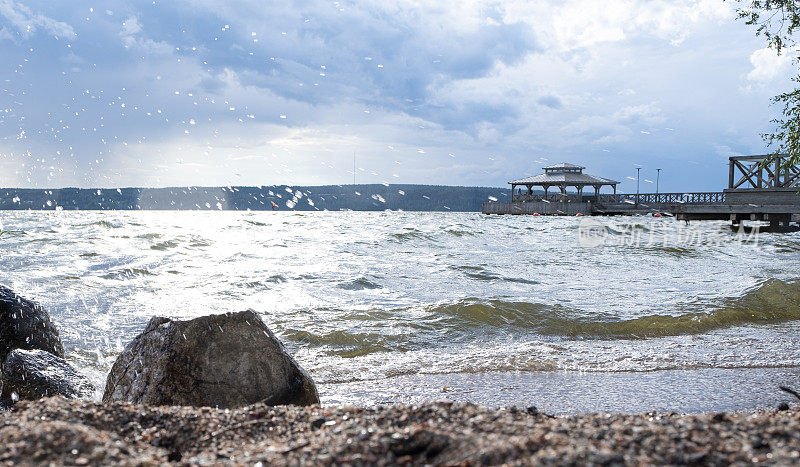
746,47,793,84
120,17,142,36
504,0,734,51
615,103,665,126
0,0,75,39
119,16,172,54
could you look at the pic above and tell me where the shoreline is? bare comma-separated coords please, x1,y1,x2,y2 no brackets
2,397,799,465
319,366,800,415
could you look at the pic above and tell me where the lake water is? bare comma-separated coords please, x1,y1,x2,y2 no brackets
2,210,800,413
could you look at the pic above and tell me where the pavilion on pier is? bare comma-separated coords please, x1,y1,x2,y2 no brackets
510,163,619,201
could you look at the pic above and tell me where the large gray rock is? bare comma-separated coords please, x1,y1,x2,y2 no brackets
0,285,64,363
1,349,94,401
103,310,319,408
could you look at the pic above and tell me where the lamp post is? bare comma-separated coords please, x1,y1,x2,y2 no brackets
656,168,661,197
636,167,641,205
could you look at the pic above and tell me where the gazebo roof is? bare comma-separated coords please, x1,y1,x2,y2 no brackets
543,162,585,170
510,172,619,186
510,162,619,186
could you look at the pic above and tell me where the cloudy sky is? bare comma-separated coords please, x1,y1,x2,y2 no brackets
0,0,794,191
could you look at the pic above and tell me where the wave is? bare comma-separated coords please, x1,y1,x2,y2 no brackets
444,229,477,237
390,228,431,241
238,275,288,288
265,274,287,283
76,220,120,229
136,233,162,240
774,242,800,253
281,329,411,357
100,268,155,280
429,279,800,339
337,277,382,290
639,245,697,257
451,265,539,285
504,277,540,285
279,279,800,359
150,240,179,251
602,223,652,237
0,230,26,237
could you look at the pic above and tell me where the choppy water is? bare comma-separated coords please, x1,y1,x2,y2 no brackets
2,210,800,412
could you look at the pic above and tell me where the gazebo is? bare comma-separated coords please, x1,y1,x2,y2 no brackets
510,163,619,201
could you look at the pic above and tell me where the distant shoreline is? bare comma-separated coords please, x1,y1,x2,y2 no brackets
0,184,513,212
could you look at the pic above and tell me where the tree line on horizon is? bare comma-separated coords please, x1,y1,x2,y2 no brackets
0,185,513,212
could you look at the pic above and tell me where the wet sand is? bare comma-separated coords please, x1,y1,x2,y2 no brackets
2,397,799,465
321,366,800,414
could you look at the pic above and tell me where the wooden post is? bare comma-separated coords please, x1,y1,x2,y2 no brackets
728,159,734,189
757,161,763,188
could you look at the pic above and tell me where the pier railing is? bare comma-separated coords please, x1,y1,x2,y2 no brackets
512,193,581,203
729,154,800,189
511,192,726,205
596,192,726,205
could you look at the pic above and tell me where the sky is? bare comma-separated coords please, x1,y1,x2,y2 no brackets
0,0,795,192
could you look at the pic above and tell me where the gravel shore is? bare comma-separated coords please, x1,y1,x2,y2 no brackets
1,397,799,465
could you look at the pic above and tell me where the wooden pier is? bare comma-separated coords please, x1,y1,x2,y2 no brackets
483,155,800,227
482,192,729,216
672,154,800,228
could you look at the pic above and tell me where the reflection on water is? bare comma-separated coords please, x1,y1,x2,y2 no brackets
1,210,800,407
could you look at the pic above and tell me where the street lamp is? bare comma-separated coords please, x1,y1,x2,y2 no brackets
636,167,641,205
656,168,662,196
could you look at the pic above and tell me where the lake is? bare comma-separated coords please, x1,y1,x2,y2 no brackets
2,210,799,413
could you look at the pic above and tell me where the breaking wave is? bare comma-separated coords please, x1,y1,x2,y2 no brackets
426,278,800,339
280,279,800,360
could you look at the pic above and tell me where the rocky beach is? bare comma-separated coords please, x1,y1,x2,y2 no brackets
2,397,800,465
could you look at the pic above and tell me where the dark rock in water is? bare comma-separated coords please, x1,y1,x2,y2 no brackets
103,310,319,408
1,349,94,401
0,285,64,363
